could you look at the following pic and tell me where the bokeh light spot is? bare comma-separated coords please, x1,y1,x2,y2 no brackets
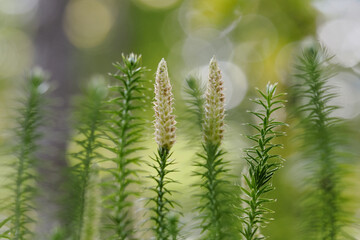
64,0,113,49
318,19,360,67
178,0,239,34
314,0,360,20
181,30,233,68
232,15,278,63
0,29,33,78
327,72,360,119
0,0,38,15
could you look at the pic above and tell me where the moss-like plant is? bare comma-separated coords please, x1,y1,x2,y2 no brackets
166,213,180,240
80,163,101,240
240,83,287,240
149,58,178,240
0,69,49,239
183,76,205,132
102,53,147,239
69,78,106,240
193,57,231,240
294,47,351,240
0,48,358,240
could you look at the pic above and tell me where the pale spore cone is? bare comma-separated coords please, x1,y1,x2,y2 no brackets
153,58,176,150
203,57,225,146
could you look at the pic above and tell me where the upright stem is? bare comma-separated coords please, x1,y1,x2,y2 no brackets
241,83,286,240
204,143,222,239
154,147,170,240
77,120,97,239
14,147,26,240
9,73,47,240
296,49,340,240
114,66,136,239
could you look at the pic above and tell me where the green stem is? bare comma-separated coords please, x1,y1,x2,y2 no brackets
115,68,137,240
106,54,145,239
242,83,285,240
77,119,97,239
14,147,26,240
13,78,43,240
72,79,106,240
80,164,101,240
299,49,339,240
203,143,222,240
154,147,170,240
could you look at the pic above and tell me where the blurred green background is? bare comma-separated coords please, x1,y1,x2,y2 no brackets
0,0,360,239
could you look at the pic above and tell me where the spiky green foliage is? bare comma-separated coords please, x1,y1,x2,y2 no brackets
166,213,180,240
0,69,49,239
183,76,205,132
294,47,351,240
103,53,147,239
195,142,231,239
241,83,286,240
69,78,106,240
80,164,101,240
149,148,178,240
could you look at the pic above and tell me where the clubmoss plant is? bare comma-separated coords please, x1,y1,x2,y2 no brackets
80,163,101,240
0,69,49,239
1,49,358,240
166,213,180,240
69,78,106,240
194,57,231,240
294,47,350,240
102,53,147,239
241,83,287,240
149,58,178,240
183,76,205,132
